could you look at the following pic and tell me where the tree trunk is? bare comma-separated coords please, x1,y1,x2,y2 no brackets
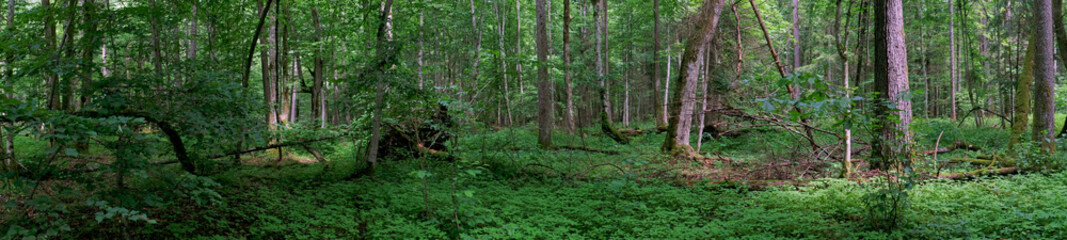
563,0,575,132
1033,0,1057,153
43,0,58,111
366,0,394,171
1010,35,1035,150
264,2,278,128
536,0,553,149
650,0,665,127
872,0,912,165
470,0,481,106
494,0,513,126
312,7,326,128
949,0,957,121
516,0,524,96
696,46,712,152
662,0,724,156
187,3,197,60
791,0,801,78
1049,0,1067,138
79,0,99,111
242,0,273,87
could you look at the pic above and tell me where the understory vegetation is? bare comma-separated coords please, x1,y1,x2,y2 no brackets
5,120,1067,239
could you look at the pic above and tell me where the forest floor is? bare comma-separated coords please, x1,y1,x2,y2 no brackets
11,118,1067,239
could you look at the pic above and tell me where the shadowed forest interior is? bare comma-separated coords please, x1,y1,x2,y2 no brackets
3,0,1067,238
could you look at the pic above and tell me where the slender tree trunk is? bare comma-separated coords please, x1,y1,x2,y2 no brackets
79,0,99,111
650,0,665,127
662,0,724,156
792,0,801,77
664,27,672,127
601,0,611,123
563,0,575,132
187,3,197,60
1010,35,1035,149
366,0,394,170
1033,0,1057,153
264,2,278,128
596,0,611,123
311,7,326,128
872,0,912,165
242,0,274,87
471,0,481,102
593,0,626,144
949,0,957,121
751,0,816,151
418,11,424,90
516,0,524,95
494,0,513,126
44,0,58,111
696,47,712,152
536,0,553,149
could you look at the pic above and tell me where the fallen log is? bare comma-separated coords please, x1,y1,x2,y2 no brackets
940,167,1020,180
922,140,982,155
205,136,341,160
557,145,621,155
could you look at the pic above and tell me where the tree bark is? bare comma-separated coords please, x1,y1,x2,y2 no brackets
563,0,575,132
662,0,724,156
366,0,394,170
1033,0,1057,153
79,0,99,110
43,0,58,110
1049,0,1067,138
312,7,326,128
791,0,801,77
470,0,481,105
187,3,198,60
516,0,524,96
872,0,912,165
650,0,665,127
1009,35,1035,150
949,0,957,121
536,0,553,149
493,0,513,126
241,0,274,88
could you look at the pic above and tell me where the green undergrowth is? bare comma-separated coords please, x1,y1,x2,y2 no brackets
140,163,1067,239
8,119,1067,239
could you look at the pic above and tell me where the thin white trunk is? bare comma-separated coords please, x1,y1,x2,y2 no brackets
664,33,672,122
696,54,710,152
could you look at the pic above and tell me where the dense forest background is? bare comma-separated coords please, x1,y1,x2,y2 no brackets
2,0,1067,238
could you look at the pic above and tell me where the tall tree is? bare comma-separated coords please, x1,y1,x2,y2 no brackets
949,0,957,121
536,0,553,148
43,0,58,110
311,6,327,128
1049,0,1067,138
594,0,627,144
649,0,665,127
662,0,724,156
562,0,575,132
366,0,394,170
1010,35,1035,149
1033,0,1057,153
791,0,801,75
872,0,912,164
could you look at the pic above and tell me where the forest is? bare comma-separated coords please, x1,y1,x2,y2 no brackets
2,0,1067,238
